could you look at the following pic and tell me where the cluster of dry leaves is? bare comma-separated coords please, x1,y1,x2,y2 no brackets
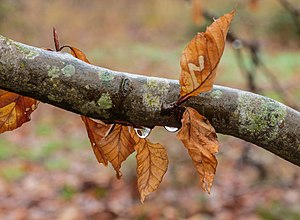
0,10,235,202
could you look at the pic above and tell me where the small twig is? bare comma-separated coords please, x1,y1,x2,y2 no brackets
233,46,261,93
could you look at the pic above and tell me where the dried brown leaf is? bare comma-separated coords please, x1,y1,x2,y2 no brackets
81,116,111,166
99,125,135,178
69,46,90,63
177,107,219,193
0,90,38,133
179,10,235,99
131,129,168,202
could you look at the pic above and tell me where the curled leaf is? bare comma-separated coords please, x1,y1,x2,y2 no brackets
81,116,111,166
0,90,38,133
179,10,235,99
131,129,168,202
177,107,219,193
99,125,135,178
69,46,90,63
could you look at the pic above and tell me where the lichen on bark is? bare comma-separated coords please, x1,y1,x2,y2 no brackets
62,64,75,77
236,92,287,143
142,77,170,111
97,93,113,110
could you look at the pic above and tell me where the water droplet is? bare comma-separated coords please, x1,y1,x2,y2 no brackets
164,126,179,133
134,127,151,138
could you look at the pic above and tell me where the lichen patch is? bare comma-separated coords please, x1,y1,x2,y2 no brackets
15,43,39,60
47,65,60,78
98,70,115,82
143,93,161,110
97,93,113,110
236,92,287,143
62,64,75,77
210,89,222,99
142,78,170,111
80,101,110,119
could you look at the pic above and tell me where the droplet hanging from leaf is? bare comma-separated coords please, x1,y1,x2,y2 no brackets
164,126,179,133
179,10,235,100
134,127,152,138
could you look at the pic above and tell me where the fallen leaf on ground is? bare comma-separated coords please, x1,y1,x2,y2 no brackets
177,107,219,193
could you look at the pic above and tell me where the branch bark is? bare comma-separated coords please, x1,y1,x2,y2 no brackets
0,35,299,167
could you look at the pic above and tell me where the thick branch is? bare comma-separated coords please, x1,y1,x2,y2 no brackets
0,35,299,166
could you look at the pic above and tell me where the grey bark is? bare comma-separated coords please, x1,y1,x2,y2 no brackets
0,35,299,167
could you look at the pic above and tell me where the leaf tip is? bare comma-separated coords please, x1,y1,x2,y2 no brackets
116,170,122,179
140,194,146,203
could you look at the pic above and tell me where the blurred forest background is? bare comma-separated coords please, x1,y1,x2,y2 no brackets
0,0,299,219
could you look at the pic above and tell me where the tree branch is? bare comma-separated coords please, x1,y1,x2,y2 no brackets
0,35,299,167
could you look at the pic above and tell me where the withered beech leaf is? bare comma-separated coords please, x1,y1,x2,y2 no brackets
99,125,135,178
81,116,111,166
0,90,38,133
177,107,219,193
69,46,91,63
131,129,168,203
179,10,235,98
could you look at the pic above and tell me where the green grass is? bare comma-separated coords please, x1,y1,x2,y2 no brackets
35,123,53,136
256,201,300,220
45,157,70,171
261,52,300,79
0,164,26,182
59,184,77,201
0,140,15,160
